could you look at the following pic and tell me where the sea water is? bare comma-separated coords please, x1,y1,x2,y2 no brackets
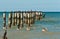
0,12,60,39
0,12,60,32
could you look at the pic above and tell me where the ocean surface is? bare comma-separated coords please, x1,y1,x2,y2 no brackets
0,12,60,32
0,12,60,39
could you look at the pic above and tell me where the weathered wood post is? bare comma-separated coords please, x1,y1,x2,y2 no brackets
17,13,20,30
3,13,6,29
39,12,43,20
12,12,15,26
15,13,17,25
3,30,8,39
20,11,24,29
8,13,12,28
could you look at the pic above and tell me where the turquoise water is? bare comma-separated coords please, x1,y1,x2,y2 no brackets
0,12,60,39
0,12,60,32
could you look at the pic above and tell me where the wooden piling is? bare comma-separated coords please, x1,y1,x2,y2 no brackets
8,13,12,28
20,13,23,29
12,13,15,26
3,30,7,39
15,13,17,25
3,13,6,29
17,13,20,30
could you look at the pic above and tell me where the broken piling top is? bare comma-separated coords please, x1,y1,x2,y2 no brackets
3,13,6,22
12,12,17,18
20,13,23,19
17,13,20,18
3,12,6,29
35,11,42,14
23,12,28,18
23,13,26,17
8,13,12,18
3,13,6,18
12,13,15,18
27,13,30,18
40,12,42,15
15,13,17,18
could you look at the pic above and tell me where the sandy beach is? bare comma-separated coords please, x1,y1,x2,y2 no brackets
0,26,60,39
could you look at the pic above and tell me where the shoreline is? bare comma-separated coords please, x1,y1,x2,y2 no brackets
0,30,60,39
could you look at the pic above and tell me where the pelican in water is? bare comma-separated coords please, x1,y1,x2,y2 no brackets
42,27,48,32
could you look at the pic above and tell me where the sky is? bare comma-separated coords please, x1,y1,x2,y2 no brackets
0,0,60,12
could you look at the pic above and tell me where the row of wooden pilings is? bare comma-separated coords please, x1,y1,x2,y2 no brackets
3,11,45,31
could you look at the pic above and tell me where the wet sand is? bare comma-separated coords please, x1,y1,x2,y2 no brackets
0,26,60,39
